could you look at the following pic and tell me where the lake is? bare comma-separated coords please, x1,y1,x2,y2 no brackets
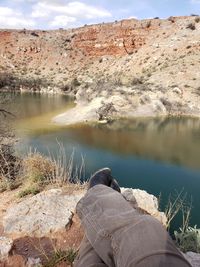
8,92,200,231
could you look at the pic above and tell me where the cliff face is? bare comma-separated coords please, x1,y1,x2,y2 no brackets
0,16,198,78
1,16,200,120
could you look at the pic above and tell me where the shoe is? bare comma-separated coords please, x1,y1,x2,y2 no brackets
88,168,121,193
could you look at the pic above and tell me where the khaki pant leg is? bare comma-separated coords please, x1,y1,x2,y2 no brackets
74,235,107,267
112,215,191,267
76,185,191,267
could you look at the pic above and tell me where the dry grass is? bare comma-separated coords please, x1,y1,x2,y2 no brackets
0,144,21,191
43,247,78,267
18,145,86,197
25,236,78,267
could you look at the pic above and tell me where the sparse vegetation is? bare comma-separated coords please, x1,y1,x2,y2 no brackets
162,190,200,253
43,248,78,267
174,226,200,253
18,185,40,198
17,145,85,197
0,72,50,92
0,144,21,192
195,16,200,23
186,23,196,30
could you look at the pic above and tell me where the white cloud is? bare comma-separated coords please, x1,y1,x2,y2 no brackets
0,6,35,29
0,1,112,29
191,0,200,3
31,1,112,19
50,15,76,27
31,2,51,18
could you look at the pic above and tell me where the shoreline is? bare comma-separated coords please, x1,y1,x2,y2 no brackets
52,100,200,126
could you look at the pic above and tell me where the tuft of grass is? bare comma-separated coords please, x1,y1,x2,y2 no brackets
162,189,200,253
43,248,78,267
22,152,56,185
174,226,200,253
0,144,21,192
165,189,191,230
17,144,85,197
18,185,40,198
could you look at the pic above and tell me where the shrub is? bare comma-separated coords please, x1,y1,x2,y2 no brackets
22,146,85,187
132,77,143,85
71,77,81,88
97,102,116,121
186,23,196,30
43,247,78,267
174,226,200,253
195,17,200,23
168,16,175,23
0,144,21,191
18,185,40,198
22,152,56,184
146,21,151,28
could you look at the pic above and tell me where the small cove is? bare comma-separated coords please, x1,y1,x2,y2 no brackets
6,92,200,231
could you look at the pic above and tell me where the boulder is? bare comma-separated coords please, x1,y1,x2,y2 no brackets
121,188,167,226
0,236,13,259
27,257,41,267
184,251,200,267
3,189,84,237
3,187,167,238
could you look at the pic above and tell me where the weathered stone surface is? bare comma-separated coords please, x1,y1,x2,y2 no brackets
121,188,167,226
3,189,84,237
2,187,167,239
0,236,13,259
184,252,200,267
27,257,41,267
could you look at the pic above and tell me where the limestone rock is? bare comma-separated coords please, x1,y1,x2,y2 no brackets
184,252,200,267
121,188,167,226
27,257,41,267
3,189,84,237
173,87,182,95
0,236,13,259
3,187,167,238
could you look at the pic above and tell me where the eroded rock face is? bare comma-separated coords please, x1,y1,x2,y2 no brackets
121,188,167,226
3,189,84,237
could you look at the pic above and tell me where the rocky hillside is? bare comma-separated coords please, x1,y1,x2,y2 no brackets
1,16,200,122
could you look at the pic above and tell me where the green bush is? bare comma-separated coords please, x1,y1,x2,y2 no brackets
174,226,200,253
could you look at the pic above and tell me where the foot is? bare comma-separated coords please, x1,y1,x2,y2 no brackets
88,168,121,193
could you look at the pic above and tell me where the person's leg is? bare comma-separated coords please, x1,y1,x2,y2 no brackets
76,184,191,267
74,235,108,267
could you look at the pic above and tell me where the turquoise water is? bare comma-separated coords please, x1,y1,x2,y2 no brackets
10,93,200,231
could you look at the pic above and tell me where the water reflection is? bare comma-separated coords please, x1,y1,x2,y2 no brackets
23,117,200,171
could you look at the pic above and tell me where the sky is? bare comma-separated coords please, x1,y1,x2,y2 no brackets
0,0,200,30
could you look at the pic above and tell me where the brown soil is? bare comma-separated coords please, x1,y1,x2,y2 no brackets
0,189,84,267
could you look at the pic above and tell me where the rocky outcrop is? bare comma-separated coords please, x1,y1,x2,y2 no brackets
0,237,13,259
3,189,83,237
1,187,200,266
3,187,166,238
121,188,167,226
184,252,200,267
